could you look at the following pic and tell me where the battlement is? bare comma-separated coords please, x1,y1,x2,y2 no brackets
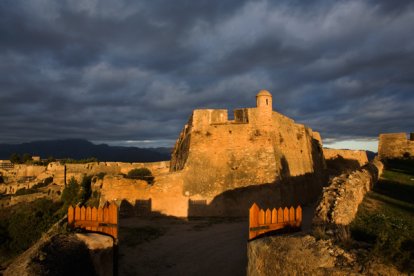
378,132,414,159
170,89,326,198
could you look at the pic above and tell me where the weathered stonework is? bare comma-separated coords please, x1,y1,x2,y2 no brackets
0,161,169,194
378,132,414,159
247,233,402,276
313,158,383,226
323,148,368,167
170,90,325,199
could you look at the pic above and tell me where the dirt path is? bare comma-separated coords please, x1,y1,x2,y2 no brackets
118,217,249,276
118,204,315,276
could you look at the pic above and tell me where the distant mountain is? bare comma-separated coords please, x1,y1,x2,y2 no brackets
0,139,171,162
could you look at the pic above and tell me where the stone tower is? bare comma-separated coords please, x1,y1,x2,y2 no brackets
256,89,273,123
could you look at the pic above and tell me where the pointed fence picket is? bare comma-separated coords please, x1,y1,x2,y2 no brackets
249,203,302,240
67,202,118,239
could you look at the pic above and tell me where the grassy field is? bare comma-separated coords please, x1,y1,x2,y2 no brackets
351,159,414,273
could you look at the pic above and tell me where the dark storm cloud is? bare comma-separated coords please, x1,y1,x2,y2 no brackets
1,0,413,148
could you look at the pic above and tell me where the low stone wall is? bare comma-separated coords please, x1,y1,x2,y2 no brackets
323,148,368,167
313,158,383,226
247,234,401,276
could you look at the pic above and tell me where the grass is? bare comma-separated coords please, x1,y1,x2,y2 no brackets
350,159,414,273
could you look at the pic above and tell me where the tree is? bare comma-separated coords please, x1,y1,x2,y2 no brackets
79,175,92,204
61,177,80,207
22,153,32,163
10,153,21,164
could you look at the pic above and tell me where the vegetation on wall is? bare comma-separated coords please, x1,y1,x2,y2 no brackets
60,157,99,164
61,175,94,210
126,168,154,184
79,175,92,205
14,187,37,196
61,177,80,209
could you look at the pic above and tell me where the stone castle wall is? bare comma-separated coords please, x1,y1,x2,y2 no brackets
95,91,326,217
378,132,414,159
323,148,368,167
170,106,325,199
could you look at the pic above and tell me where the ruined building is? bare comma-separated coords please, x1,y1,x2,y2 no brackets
378,132,414,159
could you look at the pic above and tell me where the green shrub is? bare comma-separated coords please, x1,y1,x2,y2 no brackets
61,157,98,164
44,177,53,185
126,168,154,184
61,177,80,208
79,175,92,205
86,190,100,208
15,187,37,196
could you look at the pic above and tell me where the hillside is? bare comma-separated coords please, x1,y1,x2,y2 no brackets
351,159,414,273
0,139,171,162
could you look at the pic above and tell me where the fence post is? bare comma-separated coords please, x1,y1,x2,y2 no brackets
296,206,302,227
86,207,91,230
277,208,283,223
265,209,271,225
249,203,260,240
271,208,277,224
283,207,289,222
91,207,98,232
81,206,86,221
109,202,118,239
289,206,295,225
75,206,81,221
68,205,74,225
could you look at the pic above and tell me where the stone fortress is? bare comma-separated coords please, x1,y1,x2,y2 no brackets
378,132,414,159
0,90,370,217
170,90,326,198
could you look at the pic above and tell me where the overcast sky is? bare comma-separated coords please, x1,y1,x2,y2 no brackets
1,0,413,151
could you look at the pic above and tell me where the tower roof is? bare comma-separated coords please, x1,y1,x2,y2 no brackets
256,90,272,97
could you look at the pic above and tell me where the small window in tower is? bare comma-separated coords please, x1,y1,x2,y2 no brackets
266,99,268,105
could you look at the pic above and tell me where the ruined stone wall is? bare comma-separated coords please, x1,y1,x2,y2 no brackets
0,164,47,180
313,158,383,226
170,107,325,199
378,132,414,159
0,161,169,196
323,148,368,167
99,171,187,217
247,233,400,276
